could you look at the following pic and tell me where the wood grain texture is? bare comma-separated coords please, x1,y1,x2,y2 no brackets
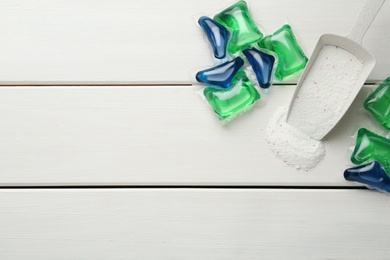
0,85,380,186
0,0,389,83
1,2,388,257
0,189,389,259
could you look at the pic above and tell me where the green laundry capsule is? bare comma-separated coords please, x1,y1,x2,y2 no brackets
364,77,390,130
214,1,263,54
204,70,260,119
351,128,390,174
258,24,307,81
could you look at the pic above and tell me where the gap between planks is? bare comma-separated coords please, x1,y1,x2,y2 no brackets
0,83,192,87
0,185,367,190
0,82,379,87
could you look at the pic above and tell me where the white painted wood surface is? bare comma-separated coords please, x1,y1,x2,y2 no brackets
0,0,389,83
1,1,389,258
0,85,380,186
1,189,390,259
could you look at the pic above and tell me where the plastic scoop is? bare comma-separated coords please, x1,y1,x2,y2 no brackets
286,0,385,140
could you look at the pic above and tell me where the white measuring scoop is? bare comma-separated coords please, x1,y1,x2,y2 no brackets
286,0,385,140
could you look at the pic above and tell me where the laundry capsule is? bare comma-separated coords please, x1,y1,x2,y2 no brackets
214,1,263,54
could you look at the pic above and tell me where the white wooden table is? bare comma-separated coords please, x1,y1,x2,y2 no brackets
1,0,390,258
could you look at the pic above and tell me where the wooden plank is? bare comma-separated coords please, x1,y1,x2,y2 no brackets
0,85,379,186
0,188,389,259
0,0,388,83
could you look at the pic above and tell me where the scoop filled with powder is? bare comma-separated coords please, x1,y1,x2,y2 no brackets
286,0,383,140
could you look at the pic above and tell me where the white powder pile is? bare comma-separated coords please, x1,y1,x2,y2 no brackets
287,44,364,140
266,106,325,170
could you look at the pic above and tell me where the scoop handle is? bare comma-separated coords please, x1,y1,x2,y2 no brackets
347,0,385,43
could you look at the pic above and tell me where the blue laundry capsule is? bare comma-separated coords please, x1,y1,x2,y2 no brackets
243,48,275,89
196,57,244,89
198,16,230,59
344,161,390,192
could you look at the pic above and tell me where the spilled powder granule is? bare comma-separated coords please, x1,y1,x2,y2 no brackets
266,106,326,170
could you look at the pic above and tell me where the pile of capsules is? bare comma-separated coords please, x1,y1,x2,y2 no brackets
196,0,307,120
344,77,390,193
